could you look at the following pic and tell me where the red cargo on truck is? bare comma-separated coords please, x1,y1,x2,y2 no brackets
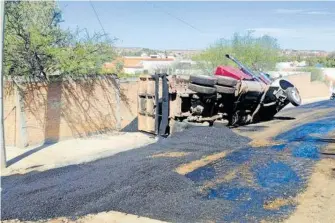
215,66,253,80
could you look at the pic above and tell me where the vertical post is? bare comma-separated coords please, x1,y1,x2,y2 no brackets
159,73,169,136
0,0,6,168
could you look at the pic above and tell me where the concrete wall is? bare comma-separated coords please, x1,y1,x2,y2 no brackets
142,61,174,72
119,79,139,129
4,72,330,148
284,73,329,99
4,76,138,148
124,67,143,74
322,68,335,81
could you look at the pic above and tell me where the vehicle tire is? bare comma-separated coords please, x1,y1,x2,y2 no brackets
189,83,216,94
286,87,301,106
216,76,238,87
215,85,235,94
190,75,217,86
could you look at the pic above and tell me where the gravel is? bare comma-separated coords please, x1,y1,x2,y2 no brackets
1,126,249,223
2,100,335,223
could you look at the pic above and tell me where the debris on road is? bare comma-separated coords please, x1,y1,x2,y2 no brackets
1,101,335,223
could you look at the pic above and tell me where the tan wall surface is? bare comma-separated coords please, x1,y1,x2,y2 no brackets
4,77,133,147
285,73,329,99
4,84,16,146
4,73,330,148
119,81,138,129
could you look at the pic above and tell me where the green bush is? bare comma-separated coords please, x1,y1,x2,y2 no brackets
192,31,280,75
301,67,327,83
4,1,116,78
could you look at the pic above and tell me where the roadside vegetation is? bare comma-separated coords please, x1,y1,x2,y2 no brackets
4,1,117,80
300,67,328,83
4,1,333,80
284,53,335,68
192,31,280,75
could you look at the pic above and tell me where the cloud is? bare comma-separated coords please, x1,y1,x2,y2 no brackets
248,27,335,40
275,9,304,14
247,27,335,50
305,11,332,15
275,8,332,15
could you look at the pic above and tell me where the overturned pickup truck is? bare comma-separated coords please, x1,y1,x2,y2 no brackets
137,54,301,136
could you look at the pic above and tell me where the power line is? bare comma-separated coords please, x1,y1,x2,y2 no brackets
89,0,107,36
147,2,203,34
88,0,123,56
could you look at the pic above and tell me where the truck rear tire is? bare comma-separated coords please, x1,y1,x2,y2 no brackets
188,83,216,94
190,75,217,86
215,85,235,94
216,76,238,87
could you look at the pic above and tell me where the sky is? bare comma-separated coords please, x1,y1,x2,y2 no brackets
58,1,335,51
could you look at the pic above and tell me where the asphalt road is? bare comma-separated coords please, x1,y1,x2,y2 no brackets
1,100,335,223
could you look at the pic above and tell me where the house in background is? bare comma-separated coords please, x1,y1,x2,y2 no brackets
104,55,175,74
275,61,307,71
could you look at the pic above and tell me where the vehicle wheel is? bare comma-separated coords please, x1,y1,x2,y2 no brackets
190,75,217,86
215,85,235,94
286,87,301,106
216,76,238,87
188,83,216,94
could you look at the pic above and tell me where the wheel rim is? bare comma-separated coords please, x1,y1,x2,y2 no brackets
291,88,301,102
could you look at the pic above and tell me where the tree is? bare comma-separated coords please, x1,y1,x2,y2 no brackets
324,52,335,68
4,0,116,79
193,31,280,75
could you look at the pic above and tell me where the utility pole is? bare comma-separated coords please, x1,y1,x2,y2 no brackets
0,0,7,168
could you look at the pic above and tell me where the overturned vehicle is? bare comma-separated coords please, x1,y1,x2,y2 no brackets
137,54,302,136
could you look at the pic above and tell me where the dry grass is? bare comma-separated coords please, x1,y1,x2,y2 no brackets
175,151,228,175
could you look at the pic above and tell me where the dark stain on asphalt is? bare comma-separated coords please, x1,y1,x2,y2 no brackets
185,166,216,183
1,100,335,223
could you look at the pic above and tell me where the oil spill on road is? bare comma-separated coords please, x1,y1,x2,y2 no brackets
275,118,335,159
2,103,334,223
254,161,300,189
185,166,216,182
271,144,286,151
185,117,335,222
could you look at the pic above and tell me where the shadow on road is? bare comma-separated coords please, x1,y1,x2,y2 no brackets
273,116,296,120
121,117,138,132
7,143,55,167
290,137,335,144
